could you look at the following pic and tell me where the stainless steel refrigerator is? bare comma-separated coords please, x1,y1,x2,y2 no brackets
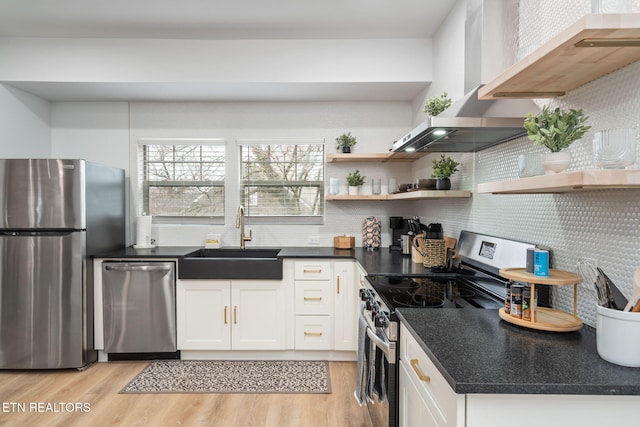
0,159,125,369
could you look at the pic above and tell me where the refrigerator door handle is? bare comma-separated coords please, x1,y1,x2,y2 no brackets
104,264,172,272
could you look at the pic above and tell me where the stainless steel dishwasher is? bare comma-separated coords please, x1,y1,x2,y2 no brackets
102,261,177,353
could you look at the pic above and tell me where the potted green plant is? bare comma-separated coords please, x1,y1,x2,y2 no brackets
346,170,366,195
424,92,452,116
523,105,591,173
431,154,460,190
336,132,357,153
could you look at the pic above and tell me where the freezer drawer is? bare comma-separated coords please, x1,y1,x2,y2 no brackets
102,261,177,353
0,231,87,369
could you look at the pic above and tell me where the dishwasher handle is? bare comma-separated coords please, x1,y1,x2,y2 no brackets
104,264,173,272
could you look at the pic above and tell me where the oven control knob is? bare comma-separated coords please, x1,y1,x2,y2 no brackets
365,300,372,310
377,314,389,328
371,310,378,322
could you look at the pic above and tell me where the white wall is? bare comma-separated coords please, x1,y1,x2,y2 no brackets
0,38,432,85
0,84,51,157
127,101,420,247
51,102,129,169
419,0,640,326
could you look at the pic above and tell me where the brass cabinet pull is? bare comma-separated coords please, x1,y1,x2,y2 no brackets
410,359,431,382
304,331,323,336
337,276,341,294
224,306,228,324
303,268,322,273
234,306,237,324
304,297,322,301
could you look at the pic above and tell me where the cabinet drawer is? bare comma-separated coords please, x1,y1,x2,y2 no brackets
295,280,332,315
400,324,462,427
294,261,332,280
295,316,332,350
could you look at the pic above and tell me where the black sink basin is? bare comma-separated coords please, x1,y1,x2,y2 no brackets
178,248,283,279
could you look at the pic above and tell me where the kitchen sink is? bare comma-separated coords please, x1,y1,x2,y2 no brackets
178,248,283,279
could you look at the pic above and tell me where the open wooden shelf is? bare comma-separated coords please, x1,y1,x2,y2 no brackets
325,194,388,201
326,152,427,163
478,13,640,99
499,268,582,332
326,190,471,201
477,169,640,194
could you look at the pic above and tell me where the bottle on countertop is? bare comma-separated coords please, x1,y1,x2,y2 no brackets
510,284,523,319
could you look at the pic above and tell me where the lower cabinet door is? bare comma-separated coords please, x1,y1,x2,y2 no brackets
399,359,439,427
177,280,231,350
333,261,357,351
294,316,332,350
230,280,287,350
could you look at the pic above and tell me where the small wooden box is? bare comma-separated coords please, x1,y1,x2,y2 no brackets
334,235,355,249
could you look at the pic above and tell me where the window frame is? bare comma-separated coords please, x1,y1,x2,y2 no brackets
137,137,227,224
238,138,325,225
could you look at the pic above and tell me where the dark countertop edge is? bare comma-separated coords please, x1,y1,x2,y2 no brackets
93,246,360,260
396,310,640,396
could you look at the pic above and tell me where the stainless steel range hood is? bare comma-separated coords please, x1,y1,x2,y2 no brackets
393,0,540,153
392,86,535,153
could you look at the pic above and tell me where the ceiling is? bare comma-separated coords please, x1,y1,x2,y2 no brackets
0,0,457,101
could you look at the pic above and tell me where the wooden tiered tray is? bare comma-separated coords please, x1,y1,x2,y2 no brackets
498,268,583,332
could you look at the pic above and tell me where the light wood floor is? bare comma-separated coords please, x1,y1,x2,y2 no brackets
0,361,372,427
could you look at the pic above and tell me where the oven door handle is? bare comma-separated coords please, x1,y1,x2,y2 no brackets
366,327,396,364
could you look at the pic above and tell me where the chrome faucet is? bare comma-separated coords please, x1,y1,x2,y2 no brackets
235,205,252,249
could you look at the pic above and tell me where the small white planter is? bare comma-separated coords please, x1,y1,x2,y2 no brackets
348,185,360,196
542,151,571,174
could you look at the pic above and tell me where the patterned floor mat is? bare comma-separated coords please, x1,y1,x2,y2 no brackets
120,360,331,394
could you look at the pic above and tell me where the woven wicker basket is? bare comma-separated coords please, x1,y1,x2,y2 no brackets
422,239,445,268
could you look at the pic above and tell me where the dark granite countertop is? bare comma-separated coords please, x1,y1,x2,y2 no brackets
95,245,361,259
397,308,640,395
94,246,202,258
94,246,423,275
96,245,429,274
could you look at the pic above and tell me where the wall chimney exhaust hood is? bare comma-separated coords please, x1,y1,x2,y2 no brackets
392,85,536,153
393,0,540,153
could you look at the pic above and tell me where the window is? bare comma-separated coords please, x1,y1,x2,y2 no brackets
138,138,225,221
239,139,324,223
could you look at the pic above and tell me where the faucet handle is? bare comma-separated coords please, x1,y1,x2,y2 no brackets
244,229,253,242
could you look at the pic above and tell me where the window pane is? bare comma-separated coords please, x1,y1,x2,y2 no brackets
240,142,324,218
140,142,225,218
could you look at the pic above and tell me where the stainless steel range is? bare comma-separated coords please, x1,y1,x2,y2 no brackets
357,230,550,427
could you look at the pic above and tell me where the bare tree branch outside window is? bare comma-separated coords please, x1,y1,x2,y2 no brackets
240,142,324,218
139,143,225,218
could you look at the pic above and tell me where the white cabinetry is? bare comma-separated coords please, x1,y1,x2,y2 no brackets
293,259,358,351
399,323,465,427
294,260,333,349
333,261,357,351
177,279,286,350
177,280,230,350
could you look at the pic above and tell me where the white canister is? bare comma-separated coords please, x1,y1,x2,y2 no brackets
329,177,340,195
596,305,640,367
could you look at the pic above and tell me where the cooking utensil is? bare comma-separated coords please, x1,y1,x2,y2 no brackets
577,258,607,306
623,267,640,312
444,236,457,269
596,267,627,310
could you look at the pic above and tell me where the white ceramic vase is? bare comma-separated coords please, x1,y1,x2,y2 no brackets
542,151,571,174
348,185,360,196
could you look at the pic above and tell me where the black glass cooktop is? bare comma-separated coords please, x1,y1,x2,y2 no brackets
367,275,504,311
